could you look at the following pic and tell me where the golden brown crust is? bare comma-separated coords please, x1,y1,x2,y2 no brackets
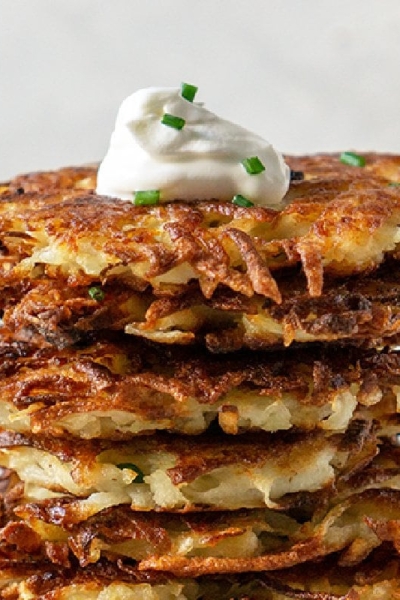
0,557,174,599
0,155,399,593
0,420,383,513
0,552,399,599
286,152,400,182
0,154,399,349
1,486,400,577
0,172,399,300
0,336,397,438
138,492,400,576
0,426,341,477
2,261,399,351
0,165,97,194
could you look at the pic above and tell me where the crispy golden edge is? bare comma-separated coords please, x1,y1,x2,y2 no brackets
2,260,400,351
286,152,400,182
0,417,378,484
0,165,98,194
0,337,398,438
0,162,399,306
0,558,172,598
0,156,397,598
0,551,399,599
0,419,382,517
2,483,399,573
2,469,400,576
1,436,400,574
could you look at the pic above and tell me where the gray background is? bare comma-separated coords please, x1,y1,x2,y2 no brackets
1,0,400,180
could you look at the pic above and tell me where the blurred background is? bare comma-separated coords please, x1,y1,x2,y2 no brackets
1,0,400,180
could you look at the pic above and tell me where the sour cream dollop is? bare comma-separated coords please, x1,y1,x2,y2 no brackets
96,87,290,208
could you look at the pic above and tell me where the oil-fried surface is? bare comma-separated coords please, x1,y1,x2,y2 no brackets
0,337,398,438
0,552,399,599
126,261,400,350
0,420,381,512
286,152,400,182
2,484,400,575
0,165,97,194
0,179,399,304
0,155,400,350
0,558,192,600
1,432,400,577
0,155,399,593
2,260,400,351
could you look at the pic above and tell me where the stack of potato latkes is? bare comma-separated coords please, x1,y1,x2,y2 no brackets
0,153,399,599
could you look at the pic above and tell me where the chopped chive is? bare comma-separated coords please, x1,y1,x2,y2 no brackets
241,156,266,175
116,462,145,483
181,82,198,102
232,194,254,208
88,286,105,302
133,190,160,206
388,182,400,187
340,152,366,167
161,113,185,130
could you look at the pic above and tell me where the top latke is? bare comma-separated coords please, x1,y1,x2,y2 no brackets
0,154,399,302
1,153,399,350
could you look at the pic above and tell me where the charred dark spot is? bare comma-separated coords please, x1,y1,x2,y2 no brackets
290,170,304,181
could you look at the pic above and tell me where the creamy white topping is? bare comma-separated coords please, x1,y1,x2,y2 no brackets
96,87,290,208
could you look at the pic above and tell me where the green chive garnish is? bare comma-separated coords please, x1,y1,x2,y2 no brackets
340,152,366,167
388,182,400,187
241,156,266,175
232,194,254,208
116,462,145,483
161,113,185,130
88,286,105,302
133,190,160,206
181,82,198,102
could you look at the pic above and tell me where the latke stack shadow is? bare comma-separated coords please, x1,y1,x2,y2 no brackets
0,153,399,598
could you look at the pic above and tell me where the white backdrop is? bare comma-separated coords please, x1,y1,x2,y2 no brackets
1,0,400,180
